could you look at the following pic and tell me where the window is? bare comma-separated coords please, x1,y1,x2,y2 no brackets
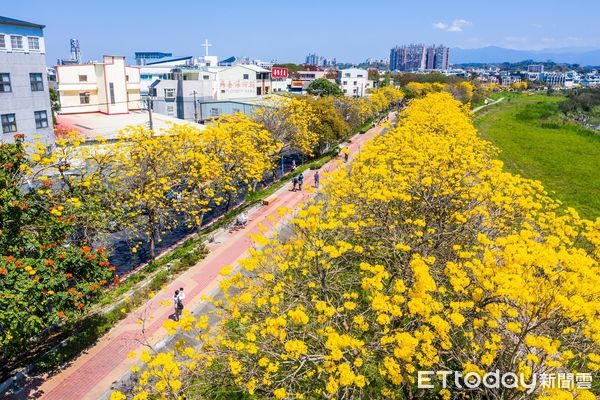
0,35,5,49
27,37,40,51
357,74,363,78
1,114,17,133
210,108,219,117
343,81,347,85
221,89,225,93
164,88,175,98
203,75,210,80
34,110,48,129
126,75,129,82
233,108,241,113
30,73,43,91
109,83,115,104
78,75,87,82
243,74,249,80
166,104,174,115
353,81,357,85
0,73,11,92
10,36,23,50
79,92,90,104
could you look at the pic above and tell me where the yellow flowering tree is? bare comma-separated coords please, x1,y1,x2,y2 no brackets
119,93,600,399
115,126,182,259
200,113,278,211
253,96,319,158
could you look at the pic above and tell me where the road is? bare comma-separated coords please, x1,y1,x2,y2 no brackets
12,115,393,400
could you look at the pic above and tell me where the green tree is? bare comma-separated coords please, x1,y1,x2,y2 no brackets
0,135,112,360
49,88,61,125
306,96,351,153
307,78,343,97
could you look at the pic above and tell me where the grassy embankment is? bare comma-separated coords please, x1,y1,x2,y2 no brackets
474,92,600,219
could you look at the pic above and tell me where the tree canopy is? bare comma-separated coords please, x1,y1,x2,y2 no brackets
118,93,600,399
307,78,343,97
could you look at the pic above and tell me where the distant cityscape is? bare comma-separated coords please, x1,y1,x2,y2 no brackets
2,13,600,151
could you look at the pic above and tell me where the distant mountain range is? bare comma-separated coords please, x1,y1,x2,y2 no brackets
451,46,600,66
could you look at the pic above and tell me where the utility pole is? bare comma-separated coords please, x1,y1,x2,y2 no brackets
192,91,198,122
147,87,156,132
148,97,154,131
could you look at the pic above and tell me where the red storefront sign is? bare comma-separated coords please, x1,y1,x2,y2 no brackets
271,67,289,79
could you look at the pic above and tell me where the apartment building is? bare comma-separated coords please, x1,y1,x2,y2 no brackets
389,44,450,71
339,68,372,97
56,55,141,114
0,16,54,146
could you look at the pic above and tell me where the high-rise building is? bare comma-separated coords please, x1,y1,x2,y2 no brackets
0,16,54,147
305,53,323,66
433,46,449,70
389,44,449,71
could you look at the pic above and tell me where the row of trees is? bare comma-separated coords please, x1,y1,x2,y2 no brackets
119,93,600,399
0,89,403,360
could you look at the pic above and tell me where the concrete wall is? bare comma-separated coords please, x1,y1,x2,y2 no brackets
151,79,216,122
217,66,257,100
0,52,53,146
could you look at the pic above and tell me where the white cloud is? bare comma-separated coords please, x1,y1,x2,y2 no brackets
433,19,470,33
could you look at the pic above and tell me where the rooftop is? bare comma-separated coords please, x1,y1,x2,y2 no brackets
56,111,205,141
145,55,193,66
0,16,45,29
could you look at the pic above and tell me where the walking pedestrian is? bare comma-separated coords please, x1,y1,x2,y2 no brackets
292,176,298,191
298,173,304,191
178,287,186,302
291,160,297,172
314,170,320,188
344,151,349,163
173,290,183,321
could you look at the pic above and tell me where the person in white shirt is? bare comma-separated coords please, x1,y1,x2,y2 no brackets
236,212,248,227
173,290,182,321
178,287,185,302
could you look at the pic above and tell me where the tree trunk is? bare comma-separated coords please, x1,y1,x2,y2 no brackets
148,210,157,259
196,212,205,235
225,192,232,211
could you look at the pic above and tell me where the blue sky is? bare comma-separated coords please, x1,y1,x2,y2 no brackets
3,0,600,64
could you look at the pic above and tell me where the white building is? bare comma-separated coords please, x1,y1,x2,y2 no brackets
339,68,372,97
147,64,272,122
56,55,141,114
0,16,54,146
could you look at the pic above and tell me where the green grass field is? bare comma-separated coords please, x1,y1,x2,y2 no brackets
474,92,600,219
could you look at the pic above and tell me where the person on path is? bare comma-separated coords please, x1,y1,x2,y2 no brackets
178,287,186,302
291,160,296,172
173,290,183,321
314,170,320,188
298,173,304,191
292,176,298,191
236,211,248,228
344,150,349,163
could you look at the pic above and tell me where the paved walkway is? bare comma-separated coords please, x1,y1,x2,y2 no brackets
15,117,391,400
472,97,505,113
